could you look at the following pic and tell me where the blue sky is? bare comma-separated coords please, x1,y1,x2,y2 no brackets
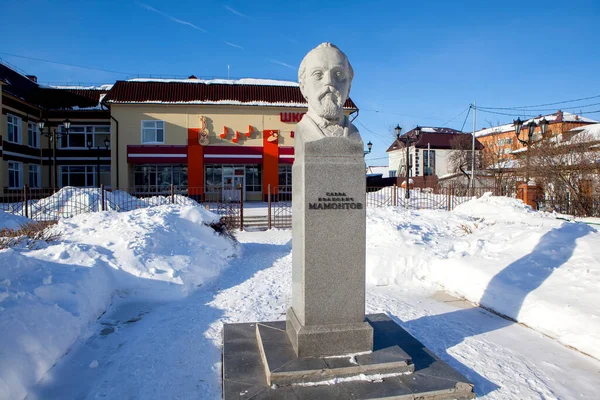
2,0,599,165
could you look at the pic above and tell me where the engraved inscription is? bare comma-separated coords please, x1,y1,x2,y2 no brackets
309,192,363,210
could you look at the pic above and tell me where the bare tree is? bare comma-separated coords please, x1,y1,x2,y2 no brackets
528,131,600,216
480,138,519,196
448,135,474,191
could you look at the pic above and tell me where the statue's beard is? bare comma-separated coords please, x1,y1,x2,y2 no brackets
312,88,344,121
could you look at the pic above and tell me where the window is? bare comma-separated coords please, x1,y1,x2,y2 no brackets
28,164,41,187
134,165,187,193
205,166,223,193
60,166,96,187
423,150,436,176
59,125,111,148
28,122,40,148
141,120,165,144
389,170,397,178
278,165,292,193
8,162,23,188
245,165,262,192
7,114,22,143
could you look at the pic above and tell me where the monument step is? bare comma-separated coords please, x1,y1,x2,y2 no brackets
256,321,413,386
222,314,475,399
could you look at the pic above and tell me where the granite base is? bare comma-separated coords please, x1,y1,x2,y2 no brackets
222,313,476,399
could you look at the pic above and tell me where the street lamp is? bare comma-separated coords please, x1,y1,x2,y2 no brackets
395,124,422,199
38,118,71,189
514,117,549,184
87,137,110,188
364,141,373,155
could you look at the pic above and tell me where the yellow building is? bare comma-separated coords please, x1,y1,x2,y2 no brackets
102,77,358,201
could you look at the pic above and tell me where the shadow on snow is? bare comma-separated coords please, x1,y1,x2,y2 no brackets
388,222,595,397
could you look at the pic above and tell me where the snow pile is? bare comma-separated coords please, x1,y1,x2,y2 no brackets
0,205,237,400
0,211,29,230
366,193,600,359
9,187,199,220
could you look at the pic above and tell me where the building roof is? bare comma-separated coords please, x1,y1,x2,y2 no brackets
386,127,484,152
569,123,600,141
474,110,598,138
102,78,358,109
0,61,101,109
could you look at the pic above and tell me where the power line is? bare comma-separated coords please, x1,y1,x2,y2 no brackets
441,106,470,127
360,108,448,121
478,94,600,110
460,105,472,132
478,102,600,114
477,109,539,118
0,52,135,75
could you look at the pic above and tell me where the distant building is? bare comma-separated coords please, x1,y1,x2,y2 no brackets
1,61,362,201
0,61,110,196
102,77,357,201
386,127,483,188
474,110,597,164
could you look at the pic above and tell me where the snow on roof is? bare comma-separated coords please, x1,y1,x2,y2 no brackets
569,123,600,141
110,99,310,108
562,112,597,123
126,77,299,87
49,84,114,91
475,111,598,138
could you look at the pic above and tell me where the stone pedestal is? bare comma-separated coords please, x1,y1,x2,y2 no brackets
287,137,373,357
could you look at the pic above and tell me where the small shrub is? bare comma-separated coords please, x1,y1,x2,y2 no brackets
0,221,61,250
209,218,237,241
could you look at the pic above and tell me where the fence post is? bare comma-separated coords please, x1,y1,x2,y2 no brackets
393,184,397,207
268,184,272,230
447,187,451,211
170,184,175,204
239,184,244,231
101,184,105,211
23,185,29,218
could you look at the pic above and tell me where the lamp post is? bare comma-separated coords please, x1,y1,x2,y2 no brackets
513,117,548,184
364,141,373,156
87,137,110,188
395,125,422,199
38,118,71,189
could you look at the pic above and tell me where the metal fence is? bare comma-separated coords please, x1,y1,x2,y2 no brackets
365,185,501,211
0,183,518,231
0,185,244,226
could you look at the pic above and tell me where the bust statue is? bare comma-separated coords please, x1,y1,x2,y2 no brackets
296,43,362,148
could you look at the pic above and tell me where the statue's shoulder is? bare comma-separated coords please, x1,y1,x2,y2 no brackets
346,121,363,143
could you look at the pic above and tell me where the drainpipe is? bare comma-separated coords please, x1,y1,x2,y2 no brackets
110,114,119,188
102,100,119,189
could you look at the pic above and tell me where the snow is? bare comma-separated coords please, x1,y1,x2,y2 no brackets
48,84,113,91
1,193,599,399
0,205,237,400
366,193,600,360
475,112,598,138
570,123,600,141
126,77,299,87
106,99,311,108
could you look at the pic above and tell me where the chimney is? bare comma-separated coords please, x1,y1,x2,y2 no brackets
26,75,37,83
556,110,563,122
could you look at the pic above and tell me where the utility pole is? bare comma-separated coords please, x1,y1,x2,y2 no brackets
471,101,476,196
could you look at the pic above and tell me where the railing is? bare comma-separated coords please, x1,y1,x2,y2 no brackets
365,185,501,211
0,185,243,227
7,183,578,232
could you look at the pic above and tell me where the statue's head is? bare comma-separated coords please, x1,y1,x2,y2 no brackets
298,43,354,122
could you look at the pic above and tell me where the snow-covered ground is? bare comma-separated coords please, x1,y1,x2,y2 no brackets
1,194,599,399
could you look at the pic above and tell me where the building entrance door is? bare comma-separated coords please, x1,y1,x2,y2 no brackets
222,168,245,202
